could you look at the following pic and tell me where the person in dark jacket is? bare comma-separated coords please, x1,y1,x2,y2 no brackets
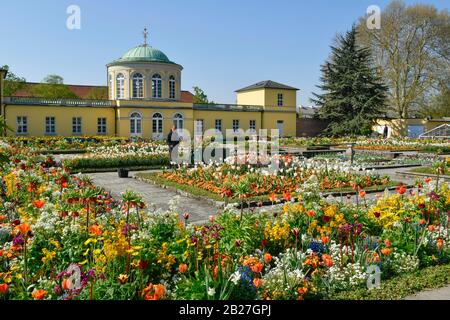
383,125,389,138
167,125,180,164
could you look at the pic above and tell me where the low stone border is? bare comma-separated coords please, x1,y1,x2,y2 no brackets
135,173,408,209
362,163,422,170
397,170,450,181
69,166,165,174
134,175,226,209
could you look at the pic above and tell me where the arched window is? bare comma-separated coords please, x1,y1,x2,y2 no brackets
152,74,162,98
132,73,144,98
130,112,142,136
152,113,163,134
169,76,176,99
116,74,125,99
109,74,113,99
173,113,183,129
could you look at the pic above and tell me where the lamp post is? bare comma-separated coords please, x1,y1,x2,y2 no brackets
0,68,7,135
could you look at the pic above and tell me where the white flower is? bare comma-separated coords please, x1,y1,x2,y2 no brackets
229,271,241,285
207,287,216,296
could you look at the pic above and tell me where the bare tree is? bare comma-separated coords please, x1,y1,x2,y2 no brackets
357,0,450,118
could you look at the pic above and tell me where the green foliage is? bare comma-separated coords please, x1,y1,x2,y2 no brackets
312,26,388,136
43,74,64,85
332,263,450,300
63,155,169,171
1,65,26,96
192,86,213,104
30,83,78,99
85,87,108,100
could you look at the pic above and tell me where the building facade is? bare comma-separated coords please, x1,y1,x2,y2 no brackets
0,38,298,139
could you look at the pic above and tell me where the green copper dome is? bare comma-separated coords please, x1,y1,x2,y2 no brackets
115,45,173,63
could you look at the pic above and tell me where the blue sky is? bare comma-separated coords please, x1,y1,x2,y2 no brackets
0,0,448,105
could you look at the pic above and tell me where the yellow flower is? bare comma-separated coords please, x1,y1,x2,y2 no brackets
41,248,56,264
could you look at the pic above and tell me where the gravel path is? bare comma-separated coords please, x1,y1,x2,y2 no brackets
86,171,220,224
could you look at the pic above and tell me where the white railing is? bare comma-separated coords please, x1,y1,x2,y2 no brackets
8,97,113,107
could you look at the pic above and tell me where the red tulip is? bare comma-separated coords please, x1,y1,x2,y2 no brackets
32,199,45,209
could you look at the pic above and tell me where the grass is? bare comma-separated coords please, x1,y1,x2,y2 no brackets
332,263,450,300
135,172,399,205
410,166,450,176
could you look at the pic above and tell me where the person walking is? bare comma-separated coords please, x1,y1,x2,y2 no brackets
383,125,389,139
167,125,180,165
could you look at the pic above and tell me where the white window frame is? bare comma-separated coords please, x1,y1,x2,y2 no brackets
97,117,107,135
72,117,82,135
116,74,125,99
195,119,204,135
173,113,183,129
152,112,163,134
132,73,144,98
16,116,27,134
215,119,222,133
45,117,56,135
232,119,239,132
249,120,256,132
169,76,176,100
130,112,142,136
152,74,162,98
277,93,283,106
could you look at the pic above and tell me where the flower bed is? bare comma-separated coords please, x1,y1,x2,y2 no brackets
62,142,170,171
155,156,392,201
0,144,449,300
2,136,129,152
280,137,450,154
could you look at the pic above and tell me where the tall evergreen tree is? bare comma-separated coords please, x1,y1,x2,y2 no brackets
312,26,388,136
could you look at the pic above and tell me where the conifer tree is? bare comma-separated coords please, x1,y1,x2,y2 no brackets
312,26,388,136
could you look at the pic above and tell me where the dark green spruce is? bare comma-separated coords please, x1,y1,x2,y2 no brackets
312,26,388,136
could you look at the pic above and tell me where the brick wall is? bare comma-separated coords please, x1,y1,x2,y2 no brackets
296,118,329,137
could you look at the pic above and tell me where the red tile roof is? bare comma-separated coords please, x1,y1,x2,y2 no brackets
12,82,195,103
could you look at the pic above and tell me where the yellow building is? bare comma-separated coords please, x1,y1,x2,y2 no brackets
0,35,298,139
374,118,450,138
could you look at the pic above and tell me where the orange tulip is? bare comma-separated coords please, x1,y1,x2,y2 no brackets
17,223,31,235
268,193,277,202
263,253,272,264
321,236,330,245
322,254,334,268
253,278,263,288
0,283,8,295
381,248,392,256
32,199,45,209
153,284,165,297
251,262,263,273
178,263,188,274
31,289,47,300
437,239,444,250
384,239,391,247
306,210,316,218
0,215,6,223
396,185,406,195
283,192,292,202
359,190,366,198
89,224,102,237
419,219,426,226
428,225,436,232
62,278,72,291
